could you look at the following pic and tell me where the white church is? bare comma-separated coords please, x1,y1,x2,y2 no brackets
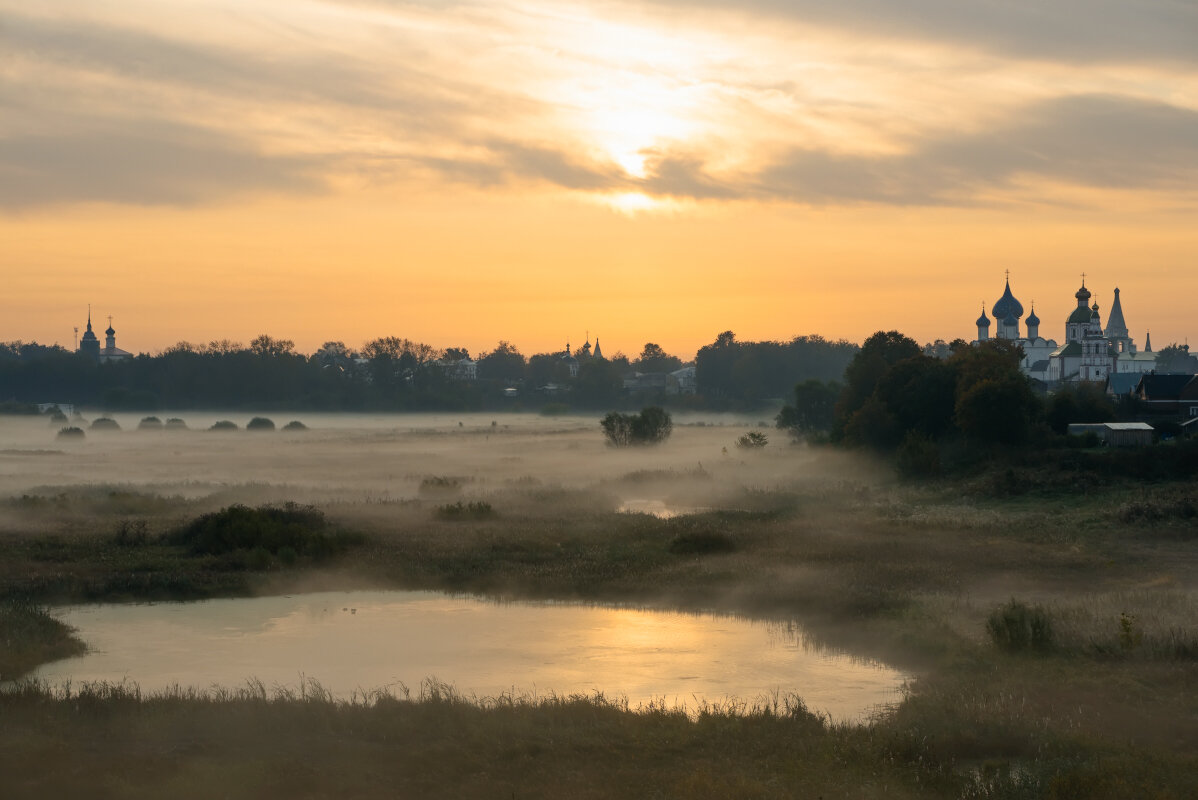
974,276,1156,385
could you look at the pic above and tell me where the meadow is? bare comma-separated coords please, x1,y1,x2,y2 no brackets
1,412,1196,798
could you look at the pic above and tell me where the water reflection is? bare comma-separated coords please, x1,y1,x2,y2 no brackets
618,499,708,518
30,591,906,721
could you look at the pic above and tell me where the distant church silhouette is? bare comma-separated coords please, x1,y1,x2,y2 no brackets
77,307,132,363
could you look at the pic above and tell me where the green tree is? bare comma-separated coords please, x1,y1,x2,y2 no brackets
1045,383,1116,434
835,331,921,434
249,335,296,358
955,372,1040,444
477,341,526,383
633,343,683,374
601,407,672,446
776,379,840,437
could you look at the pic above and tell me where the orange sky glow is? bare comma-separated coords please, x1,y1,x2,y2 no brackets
3,0,1196,359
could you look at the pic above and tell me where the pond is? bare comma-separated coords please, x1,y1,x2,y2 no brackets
28,590,907,722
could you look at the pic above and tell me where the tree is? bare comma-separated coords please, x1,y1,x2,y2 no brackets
776,380,840,437
835,331,921,433
477,341,526,382
633,343,683,374
955,372,1040,444
1045,384,1116,434
249,335,296,358
444,347,470,362
601,407,672,447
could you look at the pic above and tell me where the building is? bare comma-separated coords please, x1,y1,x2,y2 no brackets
974,275,1059,382
975,277,1157,385
77,308,132,363
1066,422,1155,447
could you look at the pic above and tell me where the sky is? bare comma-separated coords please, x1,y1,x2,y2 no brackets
2,0,1196,359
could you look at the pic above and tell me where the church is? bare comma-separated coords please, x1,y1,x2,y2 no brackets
974,276,1155,385
77,308,132,363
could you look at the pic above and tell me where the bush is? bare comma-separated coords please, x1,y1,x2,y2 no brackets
165,418,188,430
419,476,464,496
56,426,85,440
668,531,737,555
987,599,1054,653
138,416,163,430
246,417,275,431
46,410,68,424
601,407,672,447
210,420,238,431
282,420,308,431
437,501,494,519
896,432,941,477
736,431,769,449
167,503,363,562
90,417,121,431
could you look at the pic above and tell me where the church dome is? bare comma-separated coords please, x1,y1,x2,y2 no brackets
976,308,990,327
1067,305,1092,324
1075,283,1091,303
1026,307,1040,327
105,324,115,336
991,279,1024,320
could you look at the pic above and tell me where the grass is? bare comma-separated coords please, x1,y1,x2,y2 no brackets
0,600,85,681
2,447,1198,797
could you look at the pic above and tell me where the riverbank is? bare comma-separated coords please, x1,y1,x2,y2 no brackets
2,417,1197,797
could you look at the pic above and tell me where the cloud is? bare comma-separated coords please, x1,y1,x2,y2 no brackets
0,118,325,209
629,0,1198,65
640,94,1198,206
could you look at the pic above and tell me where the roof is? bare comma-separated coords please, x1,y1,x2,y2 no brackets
1067,305,1093,324
1104,422,1154,431
992,279,1024,320
1136,373,1195,400
1051,341,1082,358
1107,373,1140,395
1106,287,1128,336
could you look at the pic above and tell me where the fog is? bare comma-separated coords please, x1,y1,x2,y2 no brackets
0,411,883,516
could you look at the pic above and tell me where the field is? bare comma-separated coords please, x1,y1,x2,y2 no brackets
2,412,1197,798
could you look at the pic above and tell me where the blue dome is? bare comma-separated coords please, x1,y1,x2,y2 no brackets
992,279,1024,320
1026,308,1040,326
976,308,990,327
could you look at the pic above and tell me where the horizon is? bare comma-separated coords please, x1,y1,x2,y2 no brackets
3,2,1195,355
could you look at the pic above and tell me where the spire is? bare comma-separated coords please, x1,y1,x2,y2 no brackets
593,337,603,360
86,304,94,333
1145,330,1152,353
1105,287,1128,338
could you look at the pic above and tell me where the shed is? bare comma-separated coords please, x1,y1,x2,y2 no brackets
1067,422,1154,447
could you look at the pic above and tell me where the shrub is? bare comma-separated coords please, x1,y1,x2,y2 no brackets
987,599,1054,653
668,531,736,555
896,432,941,478
210,420,238,431
46,410,68,424
165,418,188,430
167,503,363,562
282,420,308,431
90,417,121,431
419,476,464,496
138,416,163,430
246,417,275,431
113,519,150,547
601,407,673,447
437,501,495,519
736,431,769,449
56,426,85,440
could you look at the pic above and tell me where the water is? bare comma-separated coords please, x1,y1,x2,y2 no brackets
28,591,906,721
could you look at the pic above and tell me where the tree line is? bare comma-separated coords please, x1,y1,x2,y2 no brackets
775,330,1178,475
0,332,857,412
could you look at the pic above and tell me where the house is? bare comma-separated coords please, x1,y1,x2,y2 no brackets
1133,374,1198,418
